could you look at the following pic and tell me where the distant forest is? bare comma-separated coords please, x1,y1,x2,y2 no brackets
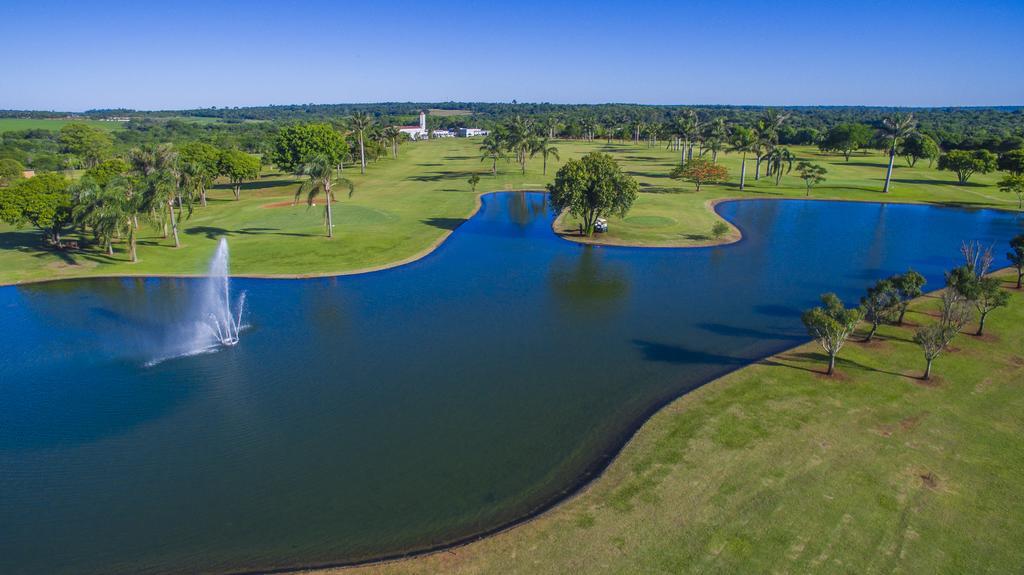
2,103,1023,172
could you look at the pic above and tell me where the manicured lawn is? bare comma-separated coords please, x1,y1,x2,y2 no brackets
0,138,1017,284
332,276,1024,574
0,118,125,132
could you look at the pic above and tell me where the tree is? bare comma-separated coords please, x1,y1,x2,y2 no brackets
880,114,917,193
71,175,144,260
914,288,972,380
83,158,129,187
727,126,757,191
801,293,863,376
1008,234,1024,289
479,134,505,176
294,154,354,239
891,270,926,324
0,172,73,246
468,173,480,193
547,152,639,237
219,150,261,200
947,263,1009,336
702,117,730,162
178,142,221,206
129,144,184,247
348,112,374,174
531,136,560,175
0,158,25,186
998,174,1024,210
997,149,1024,176
763,147,796,185
937,150,997,184
58,124,113,168
898,133,940,168
670,158,728,192
271,123,348,174
382,126,403,159
711,220,729,240
819,123,872,161
795,161,827,197
860,278,898,341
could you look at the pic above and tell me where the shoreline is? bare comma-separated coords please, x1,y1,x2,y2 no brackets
3,193,1016,288
288,271,1015,575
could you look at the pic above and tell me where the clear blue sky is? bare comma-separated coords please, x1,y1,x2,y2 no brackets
2,0,1022,111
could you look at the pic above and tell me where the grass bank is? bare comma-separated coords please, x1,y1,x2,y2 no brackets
319,276,1024,574
1,139,1017,285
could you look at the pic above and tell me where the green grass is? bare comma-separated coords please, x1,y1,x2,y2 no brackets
0,138,1018,284
0,118,125,133
334,277,1024,574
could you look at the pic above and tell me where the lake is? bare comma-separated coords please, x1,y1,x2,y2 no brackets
1,192,1020,574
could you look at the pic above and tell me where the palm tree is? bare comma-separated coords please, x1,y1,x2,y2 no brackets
880,113,917,193
129,144,183,247
543,115,560,139
531,136,560,175
764,147,797,185
703,117,730,162
72,176,144,261
383,126,403,159
479,135,505,176
349,112,373,174
728,126,757,191
295,154,354,239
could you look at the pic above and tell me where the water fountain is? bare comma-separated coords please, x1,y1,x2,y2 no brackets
201,238,245,347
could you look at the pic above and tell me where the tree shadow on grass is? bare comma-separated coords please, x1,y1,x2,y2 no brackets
787,351,910,378
840,161,891,169
890,178,983,187
421,217,466,231
407,171,470,182
185,226,312,239
211,178,296,191
632,339,749,366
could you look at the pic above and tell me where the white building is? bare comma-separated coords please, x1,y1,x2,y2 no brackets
458,128,489,137
431,129,455,138
398,111,429,140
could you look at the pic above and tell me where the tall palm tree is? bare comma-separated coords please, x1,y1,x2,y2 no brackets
72,176,145,261
703,117,730,162
129,144,184,247
728,126,758,191
295,154,354,239
764,147,797,185
880,113,917,193
382,126,403,159
531,136,560,175
479,135,505,176
349,112,373,174
543,115,560,139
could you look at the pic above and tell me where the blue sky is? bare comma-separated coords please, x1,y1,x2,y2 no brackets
2,0,1022,110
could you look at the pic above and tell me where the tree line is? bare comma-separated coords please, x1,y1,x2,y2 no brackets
802,238,1024,380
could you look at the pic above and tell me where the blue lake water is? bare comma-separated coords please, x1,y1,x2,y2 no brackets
1,192,1021,574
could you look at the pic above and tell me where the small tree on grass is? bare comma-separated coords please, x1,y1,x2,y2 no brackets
795,161,827,197
1008,234,1024,289
468,173,480,193
914,289,972,380
547,152,639,237
860,278,899,341
711,221,729,240
898,133,940,167
670,158,728,192
891,270,926,324
998,175,1024,211
801,293,864,376
947,264,1009,336
937,150,997,184
219,149,262,201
